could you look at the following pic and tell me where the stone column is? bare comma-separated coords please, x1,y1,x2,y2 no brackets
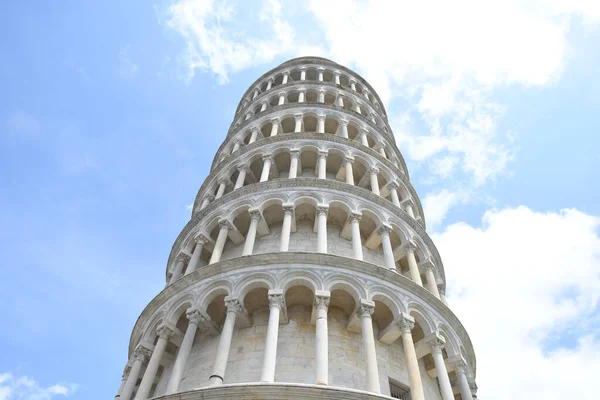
120,347,150,400
209,220,230,264
425,265,441,299
317,115,326,133
360,130,369,146
135,326,174,400
406,203,416,218
294,113,303,132
266,79,273,90
231,141,240,153
278,92,286,106
252,89,259,99
280,204,294,252
165,309,204,394
340,119,349,138
298,90,305,103
200,194,214,210
261,291,285,382
316,205,329,253
364,91,370,101
314,294,330,385
245,112,251,121
350,79,357,91
344,156,354,185
270,118,279,137
398,315,425,400
260,102,267,112
337,94,344,107
317,150,327,179
405,242,423,286
282,72,289,84
369,167,380,195
115,366,130,399
249,127,259,144
388,183,401,207
289,150,300,178
242,210,261,256
300,69,306,81
438,286,449,306
350,213,363,260
234,165,247,190
354,103,362,114
214,179,227,200
334,73,341,85
377,145,386,157
318,90,325,103
318,68,324,81
454,361,474,400
209,299,243,386
379,225,396,270
428,337,453,400
260,155,273,182
185,235,207,276
169,256,185,284
357,301,380,393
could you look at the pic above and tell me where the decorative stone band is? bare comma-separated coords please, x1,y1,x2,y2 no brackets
177,180,435,283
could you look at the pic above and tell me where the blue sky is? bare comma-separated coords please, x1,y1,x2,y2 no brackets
1,1,599,399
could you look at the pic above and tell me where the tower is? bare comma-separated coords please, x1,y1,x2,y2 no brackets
115,57,478,400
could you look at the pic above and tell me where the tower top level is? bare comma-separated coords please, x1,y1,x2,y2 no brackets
115,57,478,400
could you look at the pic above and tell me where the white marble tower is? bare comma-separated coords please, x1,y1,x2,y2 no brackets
115,57,478,400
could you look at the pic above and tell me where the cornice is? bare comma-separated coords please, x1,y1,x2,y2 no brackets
234,56,389,120
173,178,433,279
202,134,417,214
129,252,475,375
213,103,401,171
235,80,388,128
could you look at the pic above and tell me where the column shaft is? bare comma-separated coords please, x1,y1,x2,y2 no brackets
317,208,328,253
169,260,185,284
209,303,238,385
249,129,258,144
135,331,171,400
234,168,246,190
401,329,425,400
242,214,259,256
289,152,299,178
390,187,401,207
261,295,283,382
260,157,272,182
314,297,330,385
456,366,474,400
425,267,441,299
185,240,204,275
406,249,424,286
215,182,226,199
294,116,302,132
380,230,396,270
120,357,144,400
340,122,349,138
359,304,380,393
209,223,229,264
345,160,354,185
280,208,293,251
351,216,363,260
318,153,327,179
166,318,199,394
370,170,380,195
432,350,454,400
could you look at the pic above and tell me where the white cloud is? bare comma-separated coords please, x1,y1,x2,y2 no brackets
434,206,600,398
0,373,76,400
118,45,139,78
166,0,295,83
422,189,470,231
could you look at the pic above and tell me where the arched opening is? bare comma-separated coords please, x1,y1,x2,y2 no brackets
324,117,339,135
280,116,295,134
299,148,318,177
303,115,317,132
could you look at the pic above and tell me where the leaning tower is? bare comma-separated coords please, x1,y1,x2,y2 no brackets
115,57,478,400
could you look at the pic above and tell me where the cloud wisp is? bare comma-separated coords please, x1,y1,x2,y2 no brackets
0,373,77,400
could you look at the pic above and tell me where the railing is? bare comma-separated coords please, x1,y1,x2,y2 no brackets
390,382,411,400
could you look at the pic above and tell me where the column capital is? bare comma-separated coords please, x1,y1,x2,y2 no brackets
204,194,215,202
356,300,375,317
270,117,280,124
175,252,190,264
343,155,355,164
438,284,446,295
248,208,262,221
340,118,349,126
316,204,329,216
267,292,285,309
133,346,152,362
262,154,273,162
250,125,259,132
317,113,326,121
298,88,306,93
282,203,294,215
236,163,248,172
450,358,469,374
397,313,415,333
294,113,303,120
313,294,330,310
290,149,300,158
318,149,328,159
123,365,132,378
349,212,362,223
225,298,244,314
218,219,232,230
193,233,209,245
186,308,206,325
369,166,380,175
217,177,229,185
427,335,446,355
387,181,399,190
401,240,417,253
377,224,393,236
156,324,175,339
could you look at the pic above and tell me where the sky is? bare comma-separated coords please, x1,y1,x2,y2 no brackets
1,1,599,399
